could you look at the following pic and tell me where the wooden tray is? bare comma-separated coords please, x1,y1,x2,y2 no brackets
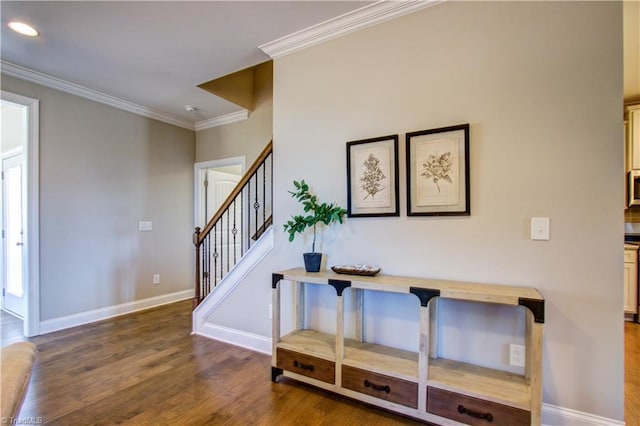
331,265,381,276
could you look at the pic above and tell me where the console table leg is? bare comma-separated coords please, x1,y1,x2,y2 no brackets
271,367,283,383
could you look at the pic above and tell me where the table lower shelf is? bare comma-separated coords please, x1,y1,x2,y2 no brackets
277,329,419,381
274,331,534,425
277,329,335,361
428,357,531,410
343,338,419,382
276,329,531,411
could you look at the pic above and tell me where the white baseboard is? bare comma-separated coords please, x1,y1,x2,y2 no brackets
542,403,624,426
39,289,194,335
193,322,272,355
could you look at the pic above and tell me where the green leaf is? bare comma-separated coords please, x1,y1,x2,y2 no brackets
283,179,346,246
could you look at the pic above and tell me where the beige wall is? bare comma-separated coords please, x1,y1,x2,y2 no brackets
0,75,195,320
207,1,624,421
195,61,273,165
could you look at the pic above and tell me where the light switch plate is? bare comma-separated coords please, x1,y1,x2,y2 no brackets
139,221,152,231
531,217,550,240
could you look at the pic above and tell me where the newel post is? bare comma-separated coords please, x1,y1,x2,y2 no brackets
193,227,201,309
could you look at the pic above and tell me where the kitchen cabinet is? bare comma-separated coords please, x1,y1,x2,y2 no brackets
627,104,640,171
624,244,638,317
271,268,545,425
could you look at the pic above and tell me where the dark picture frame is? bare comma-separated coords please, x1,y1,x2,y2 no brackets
346,135,399,217
406,124,470,216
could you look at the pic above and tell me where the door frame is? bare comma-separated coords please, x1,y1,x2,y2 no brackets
193,156,245,228
1,91,40,337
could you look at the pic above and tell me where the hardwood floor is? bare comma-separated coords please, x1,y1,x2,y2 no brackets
6,301,422,425
0,309,25,346
2,304,639,425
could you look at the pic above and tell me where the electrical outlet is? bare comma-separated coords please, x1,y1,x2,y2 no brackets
139,221,153,231
509,344,525,367
531,217,550,240
153,274,160,285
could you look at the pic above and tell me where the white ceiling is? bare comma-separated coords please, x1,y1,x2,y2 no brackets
0,1,374,127
2,1,638,128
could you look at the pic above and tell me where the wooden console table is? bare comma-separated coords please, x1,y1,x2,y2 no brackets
271,268,544,425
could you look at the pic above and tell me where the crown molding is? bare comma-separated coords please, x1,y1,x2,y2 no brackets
1,61,194,130
259,0,443,59
1,1,442,130
195,110,249,131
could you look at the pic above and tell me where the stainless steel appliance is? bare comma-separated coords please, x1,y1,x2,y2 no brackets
629,171,640,206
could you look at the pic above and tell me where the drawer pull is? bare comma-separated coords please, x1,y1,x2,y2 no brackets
364,379,391,393
458,405,494,422
293,360,314,372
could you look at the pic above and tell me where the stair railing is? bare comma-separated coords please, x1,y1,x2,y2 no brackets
193,141,273,308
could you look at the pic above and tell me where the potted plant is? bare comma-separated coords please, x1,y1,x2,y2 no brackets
283,179,347,272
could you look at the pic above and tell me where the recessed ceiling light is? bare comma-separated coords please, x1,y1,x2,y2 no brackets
8,21,39,37
185,105,197,112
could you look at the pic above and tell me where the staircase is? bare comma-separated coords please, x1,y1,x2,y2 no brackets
192,141,273,308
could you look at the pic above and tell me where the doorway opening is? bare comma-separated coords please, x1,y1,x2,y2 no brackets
1,92,40,337
3,151,25,318
194,156,245,229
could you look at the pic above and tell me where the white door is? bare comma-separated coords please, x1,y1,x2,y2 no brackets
205,169,241,280
2,154,26,317
194,158,245,228
204,169,241,225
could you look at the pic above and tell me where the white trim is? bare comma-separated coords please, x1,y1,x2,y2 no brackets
542,403,625,426
1,146,23,159
193,156,246,228
1,61,194,131
193,323,272,355
259,0,442,59
193,227,274,353
1,91,40,337
39,289,194,335
25,94,39,337
195,110,250,131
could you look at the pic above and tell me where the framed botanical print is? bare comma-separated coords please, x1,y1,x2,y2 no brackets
406,124,470,216
346,135,399,217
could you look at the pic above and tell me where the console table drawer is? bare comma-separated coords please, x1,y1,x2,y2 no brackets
427,387,530,426
276,348,335,384
342,365,418,408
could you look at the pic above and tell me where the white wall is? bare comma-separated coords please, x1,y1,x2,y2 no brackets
0,75,195,321
206,1,624,421
1,102,26,153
